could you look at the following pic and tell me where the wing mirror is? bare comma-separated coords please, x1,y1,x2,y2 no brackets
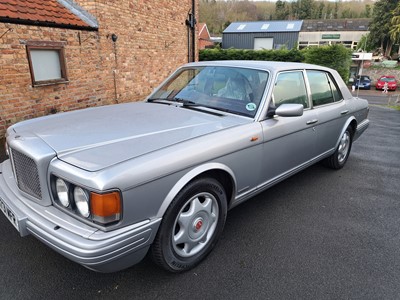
267,104,304,117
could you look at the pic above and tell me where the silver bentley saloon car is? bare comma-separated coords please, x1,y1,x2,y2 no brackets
0,61,369,273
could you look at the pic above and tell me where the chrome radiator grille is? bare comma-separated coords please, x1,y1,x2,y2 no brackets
11,149,42,200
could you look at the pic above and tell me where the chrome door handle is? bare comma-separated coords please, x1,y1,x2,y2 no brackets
306,119,318,125
341,110,349,115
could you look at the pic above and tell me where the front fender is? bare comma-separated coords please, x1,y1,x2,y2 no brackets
156,163,237,218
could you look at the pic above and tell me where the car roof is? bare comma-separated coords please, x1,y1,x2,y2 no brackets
184,60,334,73
379,75,395,78
182,60,353,103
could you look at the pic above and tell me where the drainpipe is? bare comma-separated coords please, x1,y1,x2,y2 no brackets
191,0,196,62
186,11,191,63
110,33,119,103
186,0,196,62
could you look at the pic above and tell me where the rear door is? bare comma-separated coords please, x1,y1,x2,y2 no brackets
305,70,349,156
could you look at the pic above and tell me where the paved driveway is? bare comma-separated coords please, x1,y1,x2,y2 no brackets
0,102,399,299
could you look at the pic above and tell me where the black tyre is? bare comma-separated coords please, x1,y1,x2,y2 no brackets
323,126,353,169
151,177,227,272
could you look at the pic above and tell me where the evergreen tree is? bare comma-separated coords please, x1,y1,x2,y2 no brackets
369,0,398,56
275,0,289,20
297,0,316,20
389,3,400,55
317,2,325,19
365,4,372,18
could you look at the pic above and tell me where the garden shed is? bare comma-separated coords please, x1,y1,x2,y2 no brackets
222,20,303,50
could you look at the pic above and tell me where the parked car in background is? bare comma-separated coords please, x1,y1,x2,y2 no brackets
0,61,369,273
375,75,398,91
355,75,371,90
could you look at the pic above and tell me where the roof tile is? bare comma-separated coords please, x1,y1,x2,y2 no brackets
0,0,95,29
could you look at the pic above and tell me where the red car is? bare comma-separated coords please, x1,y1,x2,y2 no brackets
375,75,398,91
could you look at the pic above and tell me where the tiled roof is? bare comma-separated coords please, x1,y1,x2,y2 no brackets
197,23,204,32
197,23,209,36
301,19,371,32
0,0,97,30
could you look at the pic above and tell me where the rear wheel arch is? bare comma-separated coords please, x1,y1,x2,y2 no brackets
336,117,356,146
349,119,357,137
323,122,354,169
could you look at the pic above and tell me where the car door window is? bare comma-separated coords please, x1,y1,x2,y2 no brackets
307,71,342,106
272,71,309,109
329,74,343,102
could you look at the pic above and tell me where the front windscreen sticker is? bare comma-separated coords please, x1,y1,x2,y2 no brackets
246,103,257,111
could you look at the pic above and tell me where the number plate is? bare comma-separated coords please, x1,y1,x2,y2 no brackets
0,196,19,232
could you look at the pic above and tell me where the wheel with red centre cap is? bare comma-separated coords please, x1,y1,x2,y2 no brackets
151,177,227,272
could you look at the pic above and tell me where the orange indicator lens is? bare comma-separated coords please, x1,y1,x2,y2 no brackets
90,192,121,217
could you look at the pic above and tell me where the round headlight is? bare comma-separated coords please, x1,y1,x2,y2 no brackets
56,178,70,207
74,187,90,218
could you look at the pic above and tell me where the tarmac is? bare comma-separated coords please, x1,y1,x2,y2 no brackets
352,87,399,97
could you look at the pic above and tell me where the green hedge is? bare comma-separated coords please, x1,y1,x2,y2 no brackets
199,48,305,62
303,44,352,83
199,45,352,82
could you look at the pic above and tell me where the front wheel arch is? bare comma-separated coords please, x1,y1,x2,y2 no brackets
150,177,228,272
156,163,236,219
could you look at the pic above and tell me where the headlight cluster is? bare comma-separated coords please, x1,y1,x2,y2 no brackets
52,176,121,225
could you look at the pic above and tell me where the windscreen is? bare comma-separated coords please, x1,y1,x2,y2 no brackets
150,66,269,118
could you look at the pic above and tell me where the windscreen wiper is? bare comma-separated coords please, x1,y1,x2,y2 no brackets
147,97,170,102
173,98,224,116
147,97,196,105
173,98,199,106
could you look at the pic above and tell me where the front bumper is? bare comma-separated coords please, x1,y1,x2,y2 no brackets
355,83,371,89
376,85,397,90
0,160,161,273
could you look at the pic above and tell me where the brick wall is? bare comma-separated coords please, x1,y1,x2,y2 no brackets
198,24,214,49
0,25,110,136
358,67,400,86
0,0,197,138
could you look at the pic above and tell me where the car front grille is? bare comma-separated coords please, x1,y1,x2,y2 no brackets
11,149,42,200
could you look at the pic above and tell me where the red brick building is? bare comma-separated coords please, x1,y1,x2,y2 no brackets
197,23,214,49
0,0,198,138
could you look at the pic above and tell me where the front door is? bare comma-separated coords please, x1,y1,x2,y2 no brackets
259,70,318,185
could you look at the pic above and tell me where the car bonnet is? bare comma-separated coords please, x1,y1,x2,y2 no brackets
10,102,248,171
